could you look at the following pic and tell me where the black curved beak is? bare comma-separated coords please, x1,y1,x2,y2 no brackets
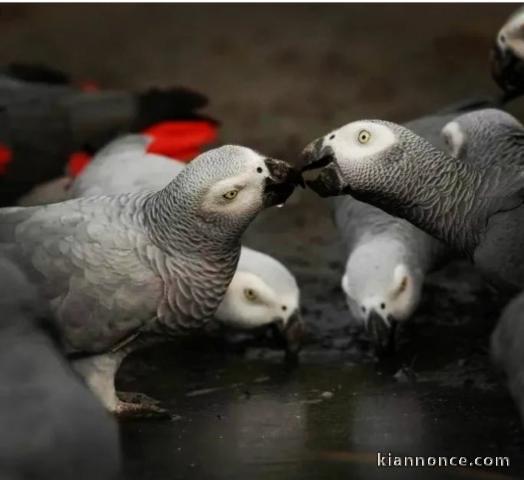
263,158,304,207
491,43,524,100
269,310,305,358
299,138,346,197
366,310,397,355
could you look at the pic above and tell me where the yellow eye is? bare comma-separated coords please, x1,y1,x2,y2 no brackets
358,130,371,144
223,190,238,200
244,288,257,302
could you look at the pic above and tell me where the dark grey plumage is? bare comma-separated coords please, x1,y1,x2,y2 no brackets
441,108,524,170
0,257,120,480
491,291,524,422
303,119,524,292
402,98,497,152
0,64,212,206
491,6,524,99
331,112,452,349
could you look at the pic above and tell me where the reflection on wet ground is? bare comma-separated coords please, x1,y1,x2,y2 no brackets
119,342,523,480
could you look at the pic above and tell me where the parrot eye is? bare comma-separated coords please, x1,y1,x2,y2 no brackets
244,288,258,302
499,33,506,45
223,189,239,200
358,130,371,144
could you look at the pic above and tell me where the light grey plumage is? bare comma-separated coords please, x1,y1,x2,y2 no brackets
334,197,444,342
328,112,454,350
70,134,185,198
69,134,303,352
0,145,299,412
218,246,300,330
0,257,120,480
302,119,524,292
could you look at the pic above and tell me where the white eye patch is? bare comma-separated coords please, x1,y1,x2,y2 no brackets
341,273,350,296
441,121,465,158
325,121,397,162
200,170,264,215
232,271,277,306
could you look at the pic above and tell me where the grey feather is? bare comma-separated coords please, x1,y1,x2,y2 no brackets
312,117,524,292
70,134,184,198
404,113,458,152
492,6,524,98
0,145,275,357
0,66,212,205
0,257,120,480
70,136,301,332
401,96,499,153
442,108,524,170
332,112,450,330
237,246,298,298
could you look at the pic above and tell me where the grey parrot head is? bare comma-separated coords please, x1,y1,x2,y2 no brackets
341,242,423,353
214,256,304,356
299,120,426,212
491,6,524,98
142,146,302,329
441,108,524,162
152,145,302,243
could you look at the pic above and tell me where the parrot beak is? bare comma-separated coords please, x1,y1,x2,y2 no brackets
269,310,305,359
366,310,397,355
491,43,524,100
263,158,304,207
299,138,346,197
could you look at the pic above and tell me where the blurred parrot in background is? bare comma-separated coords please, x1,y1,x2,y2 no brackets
0,63,217,206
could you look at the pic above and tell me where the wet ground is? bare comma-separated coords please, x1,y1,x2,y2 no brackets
2,4,524,479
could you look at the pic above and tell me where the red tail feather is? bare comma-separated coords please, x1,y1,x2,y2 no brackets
144,120,218,162
66,120,218,178
67,151,92,178
78,80,100,93
0,144,12,175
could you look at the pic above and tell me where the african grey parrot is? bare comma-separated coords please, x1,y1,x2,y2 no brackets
330,109,473,351
0,256,120,480
0,145,301,415
492,6,524,100
0,63,214,206
68,133,304,354
333,195,445,352
441,108,524,170
301,118,524,293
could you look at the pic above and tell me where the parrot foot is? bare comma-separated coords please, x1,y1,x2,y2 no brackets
115,391,177,420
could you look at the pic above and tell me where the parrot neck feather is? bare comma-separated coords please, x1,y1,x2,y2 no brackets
140,186,242,331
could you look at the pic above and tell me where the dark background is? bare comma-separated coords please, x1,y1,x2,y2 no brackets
0,4,517,156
